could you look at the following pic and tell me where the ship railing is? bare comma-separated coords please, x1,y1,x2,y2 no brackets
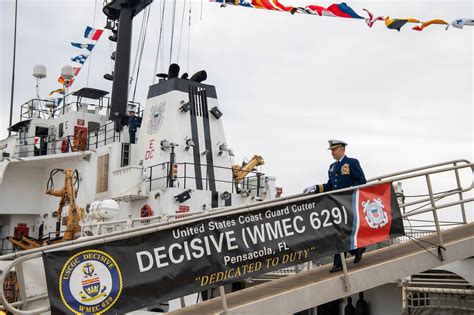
81,211,208,237
0,160,472,314
14,134,87,157
19,98,55,121
87,120,121,149
403,287,474,313
367,159,472,236
53,93,111,117
13,121,130,158
17,95,112,120
52,97,142,119
147,161,265,195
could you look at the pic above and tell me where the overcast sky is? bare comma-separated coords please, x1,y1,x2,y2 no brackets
1,0,473,214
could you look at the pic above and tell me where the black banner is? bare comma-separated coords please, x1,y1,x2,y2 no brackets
43,183,404,314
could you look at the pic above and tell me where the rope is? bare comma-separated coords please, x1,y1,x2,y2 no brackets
404,233,445,260
177,0,187,64
403,217,445,260
169,0,178,65
152,0,167,84
86,0,98,87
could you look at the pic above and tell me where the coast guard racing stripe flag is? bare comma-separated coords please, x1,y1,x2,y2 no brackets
43,182,404,314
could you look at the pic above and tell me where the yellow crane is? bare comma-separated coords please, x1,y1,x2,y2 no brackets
232,155,265,183
46,168,83,240
8,169,83,250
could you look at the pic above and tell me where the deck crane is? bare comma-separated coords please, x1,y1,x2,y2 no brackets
45,168,83,240
232,155,265,183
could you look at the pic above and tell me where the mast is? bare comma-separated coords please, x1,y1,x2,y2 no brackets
8,0,18,136
103,0,153,125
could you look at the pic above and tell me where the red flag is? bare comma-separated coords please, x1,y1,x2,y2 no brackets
353,183,394,248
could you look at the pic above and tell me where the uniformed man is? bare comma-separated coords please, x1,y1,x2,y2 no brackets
304,139,367,273
127,109,142,144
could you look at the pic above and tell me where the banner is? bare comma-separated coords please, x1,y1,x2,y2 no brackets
43,183,404,314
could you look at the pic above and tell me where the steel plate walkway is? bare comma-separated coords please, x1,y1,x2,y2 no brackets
170,223,474,315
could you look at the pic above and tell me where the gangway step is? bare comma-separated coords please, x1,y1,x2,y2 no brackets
169,223,474,315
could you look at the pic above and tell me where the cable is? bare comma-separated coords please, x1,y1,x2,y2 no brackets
130,7,147,89
152,0,167,84
47,169,65,191
200,0,203,20
404,233,445,260
404,194,446,214
169,0,177,65
132,6,151,103
403,188,460,198
187,2,192,73
86,0,98,87
176,0,187,64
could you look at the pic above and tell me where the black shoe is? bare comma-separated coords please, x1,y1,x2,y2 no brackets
353,247,366,264
329,265,342,273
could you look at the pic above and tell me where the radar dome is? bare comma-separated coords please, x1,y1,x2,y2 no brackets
33,64,47,79
61,65,74,80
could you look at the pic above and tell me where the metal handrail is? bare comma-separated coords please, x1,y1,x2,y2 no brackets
367,159,471,182
81,210,207,237
1,161,472,314
147,161,265,193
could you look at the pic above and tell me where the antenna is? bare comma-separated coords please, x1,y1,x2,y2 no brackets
32,64,47,99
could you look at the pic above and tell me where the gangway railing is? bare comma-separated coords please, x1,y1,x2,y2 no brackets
1,160,472,314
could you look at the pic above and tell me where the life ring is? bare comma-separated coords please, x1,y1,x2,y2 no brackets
140,204,153,224
73,128,87,151
140,204,153,217
60,138,69,153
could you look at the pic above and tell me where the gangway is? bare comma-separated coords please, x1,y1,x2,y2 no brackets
0,159,472,314
169,223,474,315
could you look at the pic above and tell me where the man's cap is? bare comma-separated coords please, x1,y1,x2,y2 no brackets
328,139,347,150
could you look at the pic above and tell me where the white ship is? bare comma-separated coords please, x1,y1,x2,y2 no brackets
0,1,473,314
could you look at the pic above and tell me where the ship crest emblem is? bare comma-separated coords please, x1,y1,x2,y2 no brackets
79,262,107,302
147,102,165,134
59,250,122,314
362,198,388,229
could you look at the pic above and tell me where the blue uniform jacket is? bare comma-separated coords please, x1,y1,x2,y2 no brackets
128,115,142,132
316,156,366,193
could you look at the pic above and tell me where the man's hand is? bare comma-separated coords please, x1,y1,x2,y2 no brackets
303,185,317,194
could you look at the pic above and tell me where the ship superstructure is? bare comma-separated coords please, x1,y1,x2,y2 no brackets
0,0,473,314
0,66,276,250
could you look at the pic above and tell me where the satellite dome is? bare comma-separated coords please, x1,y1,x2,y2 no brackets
33,64,47,79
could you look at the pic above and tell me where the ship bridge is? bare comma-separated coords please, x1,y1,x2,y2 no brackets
0,160,473,314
